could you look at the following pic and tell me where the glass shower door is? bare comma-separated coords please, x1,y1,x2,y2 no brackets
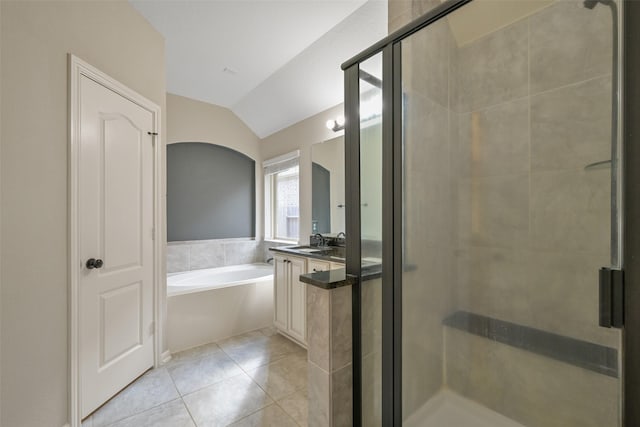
400,1,622,427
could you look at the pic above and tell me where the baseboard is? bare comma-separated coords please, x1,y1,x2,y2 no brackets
161,350,172,365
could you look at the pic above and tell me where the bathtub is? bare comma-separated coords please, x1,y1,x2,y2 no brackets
167,263,274,353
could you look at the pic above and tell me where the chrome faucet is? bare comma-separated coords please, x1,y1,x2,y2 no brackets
313,233,325,247
337,231,346,239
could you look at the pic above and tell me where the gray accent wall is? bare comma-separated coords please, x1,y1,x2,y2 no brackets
167,142,255,241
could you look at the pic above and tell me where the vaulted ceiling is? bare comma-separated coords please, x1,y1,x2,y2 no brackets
130,0,388,138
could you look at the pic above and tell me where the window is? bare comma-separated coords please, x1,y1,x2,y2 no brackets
264,151,300,241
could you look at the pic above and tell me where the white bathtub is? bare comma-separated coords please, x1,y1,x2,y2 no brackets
168,263,273,296
167,263,274,352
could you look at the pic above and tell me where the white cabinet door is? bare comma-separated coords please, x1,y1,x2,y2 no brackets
288,256,307,344
273,255,289,331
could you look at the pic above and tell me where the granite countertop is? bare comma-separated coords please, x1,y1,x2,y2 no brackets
269,245,382,289
269,245,346,263
299,263,382,290
299,268,355,289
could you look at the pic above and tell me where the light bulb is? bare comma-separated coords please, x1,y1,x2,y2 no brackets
336,115,345,126
326,119,336,130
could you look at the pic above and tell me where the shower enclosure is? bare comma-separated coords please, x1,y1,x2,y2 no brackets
343,0,626,426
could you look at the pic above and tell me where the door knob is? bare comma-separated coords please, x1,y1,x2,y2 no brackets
86,258,104,269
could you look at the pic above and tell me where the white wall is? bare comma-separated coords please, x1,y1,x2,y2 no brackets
166,93,262,239
0,2,166,426
260,104,344,243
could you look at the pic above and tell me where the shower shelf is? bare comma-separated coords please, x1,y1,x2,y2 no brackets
443,310,618,378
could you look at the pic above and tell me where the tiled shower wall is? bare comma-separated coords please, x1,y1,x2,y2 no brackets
167,239,287,273
395,1,620,426
447,4,619,425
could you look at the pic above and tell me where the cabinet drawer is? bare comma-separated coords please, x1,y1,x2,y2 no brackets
308,259,331,273
330,262,344,270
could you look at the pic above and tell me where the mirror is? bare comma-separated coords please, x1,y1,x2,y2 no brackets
311,135,345,235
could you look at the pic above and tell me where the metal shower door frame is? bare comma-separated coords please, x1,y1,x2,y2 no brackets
343,0,633,425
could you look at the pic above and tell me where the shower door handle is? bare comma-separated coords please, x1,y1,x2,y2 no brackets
599,267,624,328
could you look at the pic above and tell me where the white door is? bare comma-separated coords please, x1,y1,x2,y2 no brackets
288,256,307,344
274,255,289,331
79,75,155,417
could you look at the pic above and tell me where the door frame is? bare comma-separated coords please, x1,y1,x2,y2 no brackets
67,54,163,427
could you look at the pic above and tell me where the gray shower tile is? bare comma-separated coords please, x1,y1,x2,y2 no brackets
402,18,451,107
331,286,352,371
331,364,353,427
405,169,453,249
306,286,330,371
410,0,441,20
92,368,179,427
444,328,619,427
531,76,612,173
530,169,609,254
402,248,451,416
457,174,529,249
307,362,330,427
182,372,273,426
530,0,613,95
457,98,530,178
105,399,194,427
404,92,450,178
454,246,528,323
524,249,618,348
361,277,382,358
457,19,528,112
189,241,224,270
361,351,382,427
167,244,190,273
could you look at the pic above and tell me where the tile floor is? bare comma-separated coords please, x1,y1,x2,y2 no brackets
82,327,308,427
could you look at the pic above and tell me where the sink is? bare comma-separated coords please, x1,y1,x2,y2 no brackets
287,246,323,253
295,247,323,253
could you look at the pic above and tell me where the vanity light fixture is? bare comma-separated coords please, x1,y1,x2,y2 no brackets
326,115,345,132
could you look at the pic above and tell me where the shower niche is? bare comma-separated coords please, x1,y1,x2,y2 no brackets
344,1,623,426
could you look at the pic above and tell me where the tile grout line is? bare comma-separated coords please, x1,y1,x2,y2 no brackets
164,363,199,427
95,368,179,427
216,329,306,425
100,328,306,427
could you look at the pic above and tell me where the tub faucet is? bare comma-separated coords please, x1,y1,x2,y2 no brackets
266,257,274,264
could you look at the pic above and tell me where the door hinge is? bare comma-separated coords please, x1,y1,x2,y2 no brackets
599,267,624,328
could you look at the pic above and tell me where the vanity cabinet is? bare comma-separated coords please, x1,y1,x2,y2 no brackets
274,254,345,347
274,254,308,346
307,259,344,273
